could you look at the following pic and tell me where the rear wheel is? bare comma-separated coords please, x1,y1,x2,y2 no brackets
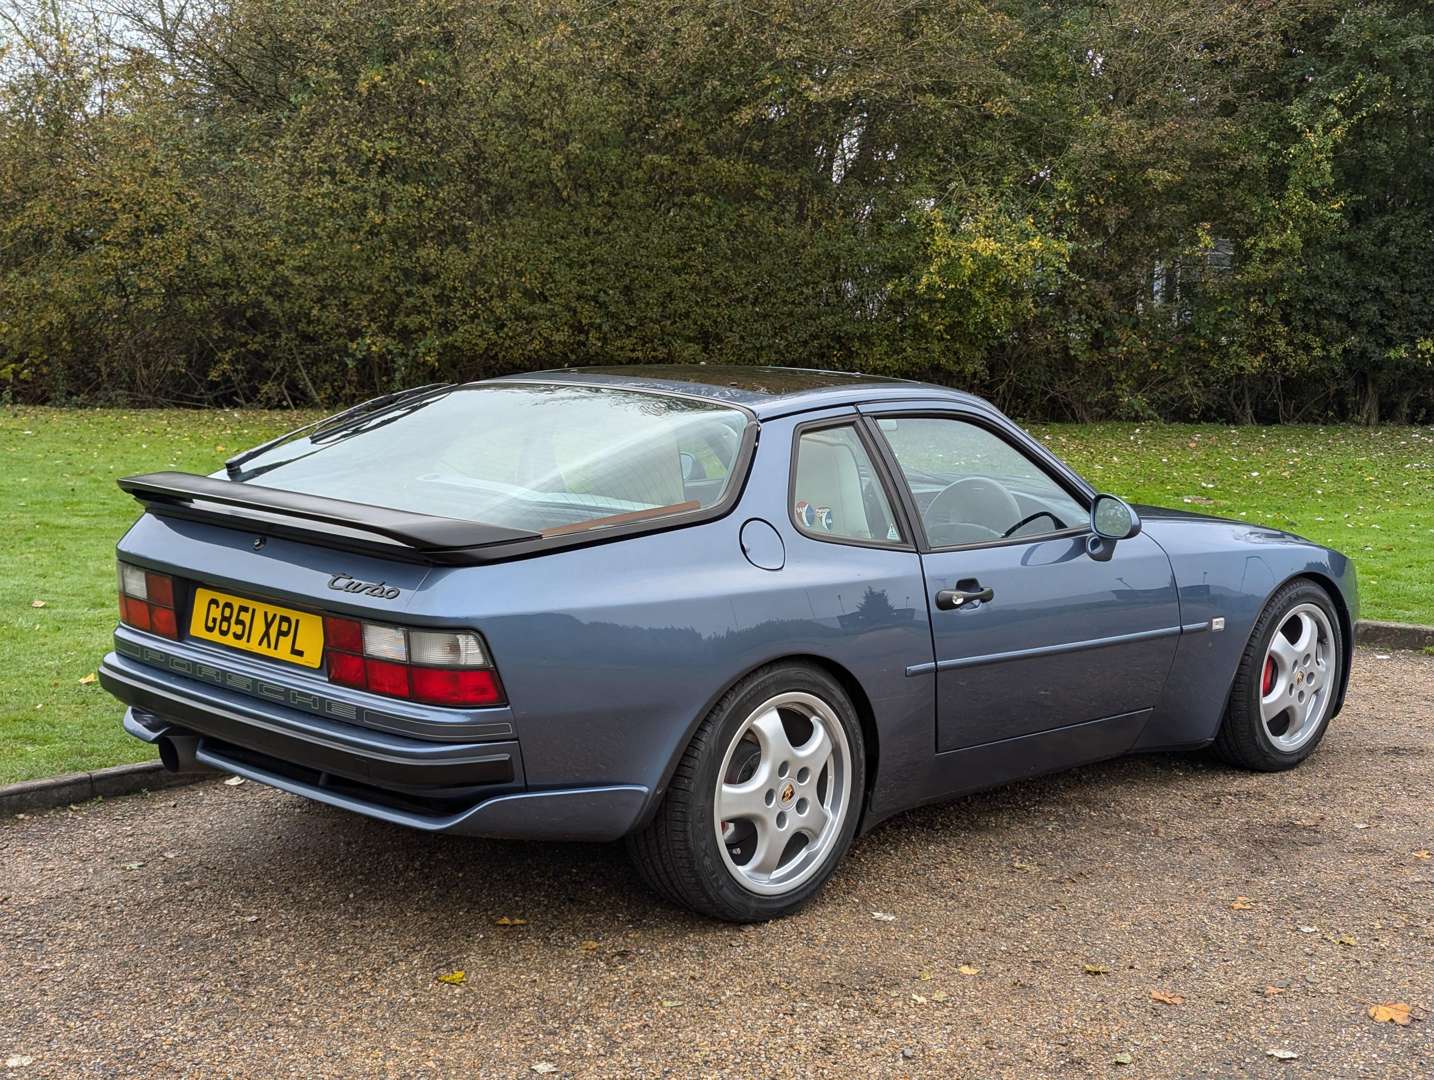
627,663,865,921
1214,580,1343,771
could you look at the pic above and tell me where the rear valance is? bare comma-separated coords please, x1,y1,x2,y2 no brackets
118,472,539,556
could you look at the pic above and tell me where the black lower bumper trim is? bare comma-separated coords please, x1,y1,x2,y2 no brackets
104,662,516,796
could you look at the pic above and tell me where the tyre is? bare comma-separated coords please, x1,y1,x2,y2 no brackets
1213,579,1343,771
627,662,865,922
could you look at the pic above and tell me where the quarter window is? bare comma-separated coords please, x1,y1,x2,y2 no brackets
792,425,902,544
876,417,1085,547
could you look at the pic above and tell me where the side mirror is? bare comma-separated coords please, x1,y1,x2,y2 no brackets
1087,494,1141,561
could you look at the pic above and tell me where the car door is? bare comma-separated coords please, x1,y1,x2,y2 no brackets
862,406,1181,754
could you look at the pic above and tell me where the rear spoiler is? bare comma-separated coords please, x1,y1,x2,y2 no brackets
118,472,539,559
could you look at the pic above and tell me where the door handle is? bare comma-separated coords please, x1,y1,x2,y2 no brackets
934,584,994,610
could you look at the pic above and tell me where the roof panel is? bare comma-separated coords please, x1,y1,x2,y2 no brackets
492,365,981,416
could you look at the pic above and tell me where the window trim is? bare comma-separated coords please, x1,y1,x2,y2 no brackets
859,410,1093,555
787,417,915,551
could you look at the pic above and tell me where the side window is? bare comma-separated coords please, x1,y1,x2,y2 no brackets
876,417,1086,548
792,425,902,544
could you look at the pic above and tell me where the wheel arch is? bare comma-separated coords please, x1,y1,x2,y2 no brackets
1224,570,1355,721
632,651,881,834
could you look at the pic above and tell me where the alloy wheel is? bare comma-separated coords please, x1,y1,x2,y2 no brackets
713,691,852,896
1260,603,1337,753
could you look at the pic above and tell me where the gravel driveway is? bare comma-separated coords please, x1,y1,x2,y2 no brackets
2,648,1431,1078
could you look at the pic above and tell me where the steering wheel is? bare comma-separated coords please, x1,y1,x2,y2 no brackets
925,521,1002,547
926,476,1022,537
1001,509,1065,538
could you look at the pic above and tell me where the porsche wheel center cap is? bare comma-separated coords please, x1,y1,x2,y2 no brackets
779,782,796,805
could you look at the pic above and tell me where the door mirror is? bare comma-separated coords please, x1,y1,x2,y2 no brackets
1088,494,1140,561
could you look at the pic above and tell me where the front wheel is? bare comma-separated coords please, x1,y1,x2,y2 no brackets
1214,580,1344,771
627,663,865,922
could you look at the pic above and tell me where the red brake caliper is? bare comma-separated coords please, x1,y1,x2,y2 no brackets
1262,655,1276,695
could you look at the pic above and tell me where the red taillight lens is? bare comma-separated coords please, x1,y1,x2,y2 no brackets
322,618,503,708
122,594,152,631
365,658,411,698
324,616,364,654
327,650,366,689
410,667,503,707
146,572,175,609
150,606,178,638
117,562,177,639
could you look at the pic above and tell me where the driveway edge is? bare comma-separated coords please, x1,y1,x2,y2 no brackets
1354,619,1434,652
1,761,212,816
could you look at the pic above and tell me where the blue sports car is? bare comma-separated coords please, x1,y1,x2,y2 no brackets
100,367,1357,920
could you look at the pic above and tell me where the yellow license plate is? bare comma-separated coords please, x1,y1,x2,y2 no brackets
189,588,325,669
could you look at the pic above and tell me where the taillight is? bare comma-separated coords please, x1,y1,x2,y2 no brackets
117,561,179,639
322,617,504,708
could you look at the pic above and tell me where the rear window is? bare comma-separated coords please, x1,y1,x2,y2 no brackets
236,383,751,537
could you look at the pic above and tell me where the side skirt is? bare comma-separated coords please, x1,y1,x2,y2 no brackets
859,708,1151,833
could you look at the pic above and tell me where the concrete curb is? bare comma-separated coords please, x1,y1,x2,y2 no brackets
1,761,212,816
1355,620,1434,652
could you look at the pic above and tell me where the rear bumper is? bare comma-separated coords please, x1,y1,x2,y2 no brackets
101,650,647,840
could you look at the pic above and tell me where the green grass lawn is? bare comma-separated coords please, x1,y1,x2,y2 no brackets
2,408,1430,784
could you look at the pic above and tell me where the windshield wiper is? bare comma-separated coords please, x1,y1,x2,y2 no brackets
224,383,450,478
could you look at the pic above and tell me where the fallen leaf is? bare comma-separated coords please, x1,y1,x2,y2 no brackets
162,851,178,860
1267,1049,1299,1061
1230,897,1254,910
578,940,600,951
1367,1002,1412,1026
660,999,682,1008
30,600,46,608
1354,822,1373,830
1298,926,1319,934
918,970,931,981
958,964,980,976
1011,860,1037,872
910,993,927,1004
1150,990,1184,1005
531,1063,558,1074
495,916,528,927
1083,963,1109,975
5,1056,36,1068
435,970,466,985
77,673,97,685
1335,934,1357,947
871,911,896,922
223,776,245,787
930,990,948,1002
1414,850,1431,861
1265,985,1287,997
1112,1052,1133,1066
121,861,144,870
